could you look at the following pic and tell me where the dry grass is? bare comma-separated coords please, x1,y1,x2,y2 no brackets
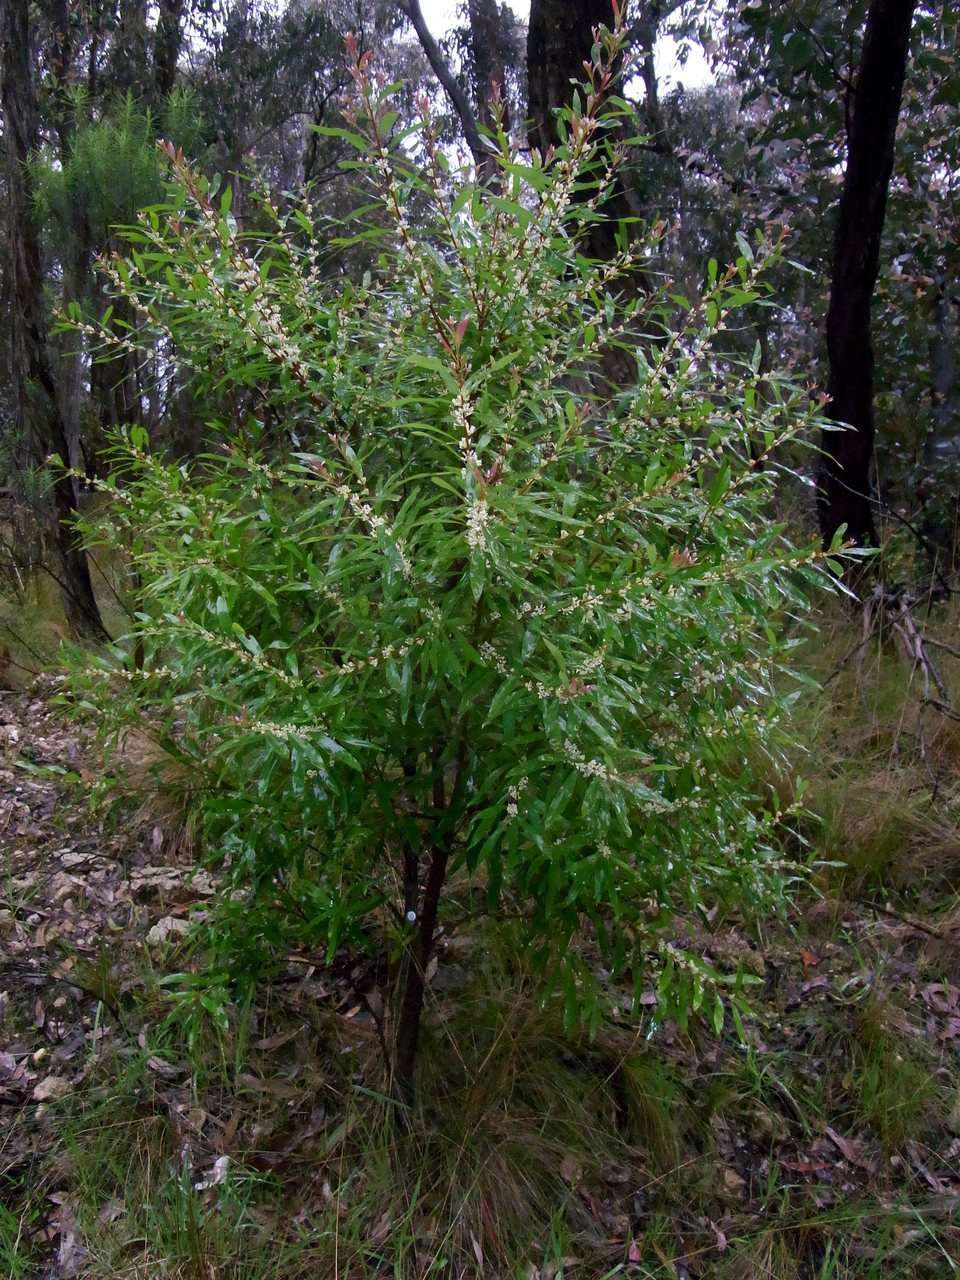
745,597,960,899
113,725,202,858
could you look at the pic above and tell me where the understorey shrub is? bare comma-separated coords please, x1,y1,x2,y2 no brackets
67,20,837,1103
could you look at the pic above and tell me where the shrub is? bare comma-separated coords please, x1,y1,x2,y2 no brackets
69,21,835,1105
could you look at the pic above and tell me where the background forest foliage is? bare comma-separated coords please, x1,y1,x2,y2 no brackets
1,0,960,1278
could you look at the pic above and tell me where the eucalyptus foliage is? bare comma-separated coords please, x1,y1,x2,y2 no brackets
70,25,835,1089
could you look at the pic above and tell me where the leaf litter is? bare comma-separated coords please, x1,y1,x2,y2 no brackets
3,681,960,1275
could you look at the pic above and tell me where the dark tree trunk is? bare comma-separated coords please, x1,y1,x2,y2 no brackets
2,0,109,641
527,0,612,158
153,0,184,99
90,290,142,438
392,841,450,1111
111,0,148,97
636,1,669,151
391,742,465,1113
928,279,956,455
527,0,631,263
48,0,90,481
818,0,918,550
467,0,509,180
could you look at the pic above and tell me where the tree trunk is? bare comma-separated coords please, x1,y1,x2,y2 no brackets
527,0,612,158
48,0,90,482
2,0,109,641
112,0,149,97
927,278,956,458
153,0,184,99
391,742,465,1113
817,0,918,550
467,0,508,182
527,0,631,263
399,0,489,179
392,841,450,1111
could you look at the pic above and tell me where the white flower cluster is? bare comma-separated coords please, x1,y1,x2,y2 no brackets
479,641,508,675
505,775,528,819
466,497,490,551
687,654,770,695
687,666,728,694
242,720,326,743
165,618,302,689
451,387,474,452
336,634,424,677
79,665,175,683
574,648,606,677
328,483,412,579
562,737,610,780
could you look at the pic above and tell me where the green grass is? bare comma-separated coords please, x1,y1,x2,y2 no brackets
15,933,953,1280
6,596,960,1276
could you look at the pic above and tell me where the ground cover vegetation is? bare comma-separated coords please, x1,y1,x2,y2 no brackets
1,0,959,1275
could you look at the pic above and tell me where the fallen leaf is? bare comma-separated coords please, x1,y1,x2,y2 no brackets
800,949,819,971
923,983,959,1015
947,1092,960,1136
825,1126,873,1171
33,1075,71,1101
368,1210,392,1246
146,1055,187,1078
236,1072,303,1100
801,976,830,995
906,1140,947,1191
253,1027,301,1051
98,1199,124,1224
781,1157,831,1173
194,1155,231,1191
54,1198,85,1279
710,1221,727,1251
146,915,190,946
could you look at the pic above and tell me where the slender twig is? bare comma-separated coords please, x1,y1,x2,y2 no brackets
861,900,946,942
925,635,960,661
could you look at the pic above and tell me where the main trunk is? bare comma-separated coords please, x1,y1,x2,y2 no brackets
392,841,449,1111
818,0,917,550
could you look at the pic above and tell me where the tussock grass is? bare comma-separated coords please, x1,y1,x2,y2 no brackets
8,599,960,1277
113,726,202,858
745,598,960,899
30,918,958,1280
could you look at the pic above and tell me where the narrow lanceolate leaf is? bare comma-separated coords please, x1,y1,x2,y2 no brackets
64,49,825,1051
